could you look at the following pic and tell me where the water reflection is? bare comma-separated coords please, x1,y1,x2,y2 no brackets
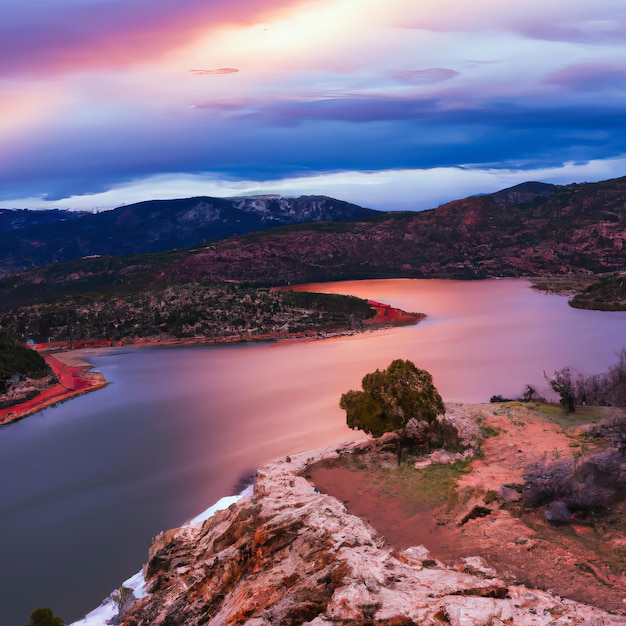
0,279,624,624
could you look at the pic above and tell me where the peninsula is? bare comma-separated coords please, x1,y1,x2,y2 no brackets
0,296,422,426
84,401,626,625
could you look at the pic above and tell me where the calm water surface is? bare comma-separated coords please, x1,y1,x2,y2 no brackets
0,279,624,625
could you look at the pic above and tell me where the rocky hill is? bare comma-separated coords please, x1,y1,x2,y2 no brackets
168,176,624,284
0,195,380,275
0,207,87,233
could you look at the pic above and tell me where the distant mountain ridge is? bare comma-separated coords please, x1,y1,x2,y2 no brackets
154,176,625,285
0,195,379,275
0,208,86,233
1,176,625,305
491,181,559,205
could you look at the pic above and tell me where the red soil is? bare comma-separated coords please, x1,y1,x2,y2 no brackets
364,300,423,325
1,298,419,425
0,353,107,426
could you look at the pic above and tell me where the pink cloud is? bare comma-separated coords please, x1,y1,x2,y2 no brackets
0,0,296,78
189,68,240,75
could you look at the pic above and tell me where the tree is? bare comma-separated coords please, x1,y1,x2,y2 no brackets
340,359,446,462
521,384,539,402
545,367,576,413
27,608,64,626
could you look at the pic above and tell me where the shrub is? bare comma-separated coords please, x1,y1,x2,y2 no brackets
27,608,64,626
523,449,626,518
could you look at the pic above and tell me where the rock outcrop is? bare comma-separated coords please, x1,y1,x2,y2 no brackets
118,442,625,626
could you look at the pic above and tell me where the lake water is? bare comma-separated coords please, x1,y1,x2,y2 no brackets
0,279,624,625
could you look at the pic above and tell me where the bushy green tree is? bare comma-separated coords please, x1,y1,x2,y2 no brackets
340,359,446,461
27,607,64,626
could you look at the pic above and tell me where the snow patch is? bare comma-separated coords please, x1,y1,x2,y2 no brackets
188,483,254,528
69,484,254,625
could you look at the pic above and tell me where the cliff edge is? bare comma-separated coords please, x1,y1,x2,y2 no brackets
116,435,625,626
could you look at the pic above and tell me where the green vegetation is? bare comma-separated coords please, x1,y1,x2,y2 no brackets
0,284,376,345
0,333,50,394
390,459,472,513
340,359,445,438
27,608,64,626
569,273,626,311
340,359,452,463
524,402,613,430
318,452,471,515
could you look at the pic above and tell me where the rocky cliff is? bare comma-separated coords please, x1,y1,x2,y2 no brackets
114,440,624,626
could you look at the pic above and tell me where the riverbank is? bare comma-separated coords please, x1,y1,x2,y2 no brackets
0,353,107,426
0,298,422,426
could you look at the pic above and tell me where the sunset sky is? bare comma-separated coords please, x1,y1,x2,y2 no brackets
2,0,625,211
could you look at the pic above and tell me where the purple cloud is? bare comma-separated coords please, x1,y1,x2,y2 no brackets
545,62,626,91
515,19,626,44
0,0,295,77
391,68,459,84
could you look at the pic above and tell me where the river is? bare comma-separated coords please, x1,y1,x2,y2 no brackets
0,279,624,625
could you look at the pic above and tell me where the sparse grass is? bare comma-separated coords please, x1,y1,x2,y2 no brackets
481,425,501,439
526,402,614,429
483,490,498,505
530,275,596,296
317,451,472,517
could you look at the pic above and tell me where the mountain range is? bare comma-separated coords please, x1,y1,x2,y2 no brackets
0,177,625,316
0,195,378,275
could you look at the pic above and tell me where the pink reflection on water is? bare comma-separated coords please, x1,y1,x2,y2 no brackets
292,279,626,402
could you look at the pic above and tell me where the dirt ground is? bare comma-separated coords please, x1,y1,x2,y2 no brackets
305,403,626,615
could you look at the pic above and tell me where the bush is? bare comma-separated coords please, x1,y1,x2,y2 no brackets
490,394,512,403
523,449,626,518
340,359,451,463
586,414,626,449
27,608,64,626
572,348,626,407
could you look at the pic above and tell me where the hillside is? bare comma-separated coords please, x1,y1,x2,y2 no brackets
164,176,624,284
0,195,380,275
0,208,87,233
0,334,51,394
0,283,399,346
569,273,626,310
0,176,625,342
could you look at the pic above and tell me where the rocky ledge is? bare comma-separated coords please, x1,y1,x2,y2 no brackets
116,440,624,626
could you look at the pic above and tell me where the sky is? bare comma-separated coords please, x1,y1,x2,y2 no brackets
2,0,626,212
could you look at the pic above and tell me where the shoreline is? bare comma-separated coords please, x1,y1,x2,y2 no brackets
86,418,626,626
0,299,422,427
0,353,108,427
